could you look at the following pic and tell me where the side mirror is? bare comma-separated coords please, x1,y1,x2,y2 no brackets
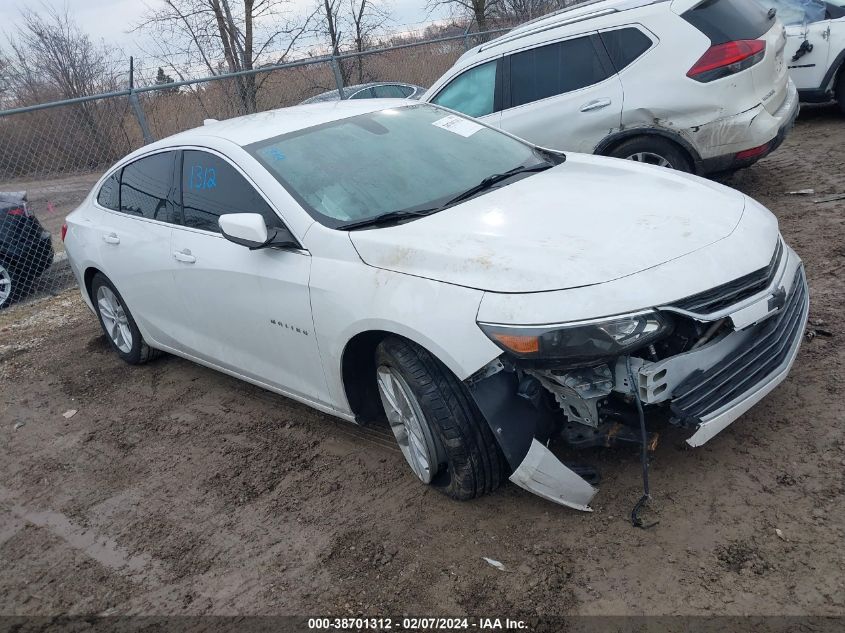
219,213,300,250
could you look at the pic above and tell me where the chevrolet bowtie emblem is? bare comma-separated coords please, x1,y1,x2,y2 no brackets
768,287,787,312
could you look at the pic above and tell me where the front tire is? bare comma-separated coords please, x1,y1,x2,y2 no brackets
836,71,845,116
91,273,160,365
375,336,505,501
608,136,693,172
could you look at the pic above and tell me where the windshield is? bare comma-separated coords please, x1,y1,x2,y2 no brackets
246,104,547,228
755,0,827,24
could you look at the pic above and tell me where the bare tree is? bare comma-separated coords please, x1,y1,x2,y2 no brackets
314,0,390,85
317,0,344,57
349,0,389,83
136,0,315,114
498,0,576,22
428,0,500,33
3,6,122,104
0,7,133,169
0,55,11,106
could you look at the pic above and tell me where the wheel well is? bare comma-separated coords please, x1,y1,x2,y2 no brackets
599,131,699,172
83,267,102,302
341,330,391,422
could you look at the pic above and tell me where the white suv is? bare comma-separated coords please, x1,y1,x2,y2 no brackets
758,0,845,112
422,0,800,175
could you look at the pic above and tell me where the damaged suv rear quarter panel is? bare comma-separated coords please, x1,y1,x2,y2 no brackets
616,23,766,160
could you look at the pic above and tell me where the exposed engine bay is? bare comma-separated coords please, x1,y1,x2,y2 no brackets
466,246,809,514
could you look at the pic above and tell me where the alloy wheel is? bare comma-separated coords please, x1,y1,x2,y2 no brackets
376,365,441,484
626,152,674,168
0,264,11,306
97,285,133,353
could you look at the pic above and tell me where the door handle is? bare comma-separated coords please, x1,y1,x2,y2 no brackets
173,249,196,263
580,98,612,113
102,233,120,245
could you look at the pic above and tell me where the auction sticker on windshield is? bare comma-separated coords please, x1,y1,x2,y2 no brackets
432,114,483,137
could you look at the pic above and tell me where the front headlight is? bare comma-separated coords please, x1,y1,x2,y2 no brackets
478,311,671,362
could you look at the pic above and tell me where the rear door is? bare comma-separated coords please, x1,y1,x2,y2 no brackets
169,148,331,406
95,151,183,348
497,33,624,153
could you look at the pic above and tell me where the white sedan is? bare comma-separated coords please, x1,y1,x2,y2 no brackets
63,101,809,511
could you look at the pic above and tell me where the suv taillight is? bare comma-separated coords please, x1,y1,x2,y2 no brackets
61,223,68,242
687,40,766,83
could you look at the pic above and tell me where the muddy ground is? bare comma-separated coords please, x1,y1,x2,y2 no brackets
1,105,844,620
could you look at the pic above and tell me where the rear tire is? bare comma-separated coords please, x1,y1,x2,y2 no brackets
375,336,506,501
608,136,693,172
91,272,160,365
0,258,24,310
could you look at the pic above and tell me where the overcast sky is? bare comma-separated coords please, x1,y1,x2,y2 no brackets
0,0,451,63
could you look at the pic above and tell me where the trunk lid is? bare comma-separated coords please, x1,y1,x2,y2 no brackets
752,22,790,115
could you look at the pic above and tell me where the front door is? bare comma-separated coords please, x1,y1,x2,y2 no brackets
786,21,832,90
168,149,330,406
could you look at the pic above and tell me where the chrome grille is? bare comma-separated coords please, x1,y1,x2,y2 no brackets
670,266,807,425
672,240,784,314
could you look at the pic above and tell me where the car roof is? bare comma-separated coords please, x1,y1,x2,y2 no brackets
457,0,668,62
301,82,423,104
141,100,417,152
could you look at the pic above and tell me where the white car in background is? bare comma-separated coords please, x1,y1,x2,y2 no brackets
422,0,800,175
63,101,808,511
758,0,845,111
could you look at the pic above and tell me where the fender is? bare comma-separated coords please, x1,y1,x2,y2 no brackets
593,127,704,174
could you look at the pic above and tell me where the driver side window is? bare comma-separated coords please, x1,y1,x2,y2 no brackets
431,60,499,118
180,150,283,233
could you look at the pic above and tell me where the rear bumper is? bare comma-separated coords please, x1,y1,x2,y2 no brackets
0,229,54,276
698,81,800,175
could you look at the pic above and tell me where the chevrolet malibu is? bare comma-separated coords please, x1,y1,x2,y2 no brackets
63,101,809,511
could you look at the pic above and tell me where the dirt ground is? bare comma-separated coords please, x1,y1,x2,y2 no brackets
1,105,844,621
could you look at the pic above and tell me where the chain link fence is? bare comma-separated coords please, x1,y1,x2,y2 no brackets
0,28,507,314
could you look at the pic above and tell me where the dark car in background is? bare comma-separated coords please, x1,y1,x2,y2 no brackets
300,82,425,104
0,192,54,309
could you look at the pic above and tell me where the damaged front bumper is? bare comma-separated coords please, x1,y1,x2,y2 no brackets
466,245,809,512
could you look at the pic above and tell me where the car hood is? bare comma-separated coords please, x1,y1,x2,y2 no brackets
348,154,747,293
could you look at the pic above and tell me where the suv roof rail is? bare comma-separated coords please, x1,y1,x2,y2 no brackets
477,0,666,53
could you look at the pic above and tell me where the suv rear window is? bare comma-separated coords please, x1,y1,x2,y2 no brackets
682,0,773,44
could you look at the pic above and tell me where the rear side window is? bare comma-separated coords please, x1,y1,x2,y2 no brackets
509,36,610,108
432,60,498,118
600,28,653,71
682,0,772,44
181,150,282,233
372,84,409,98
349,87,375,99
120,152,177,222
97,170,120,210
